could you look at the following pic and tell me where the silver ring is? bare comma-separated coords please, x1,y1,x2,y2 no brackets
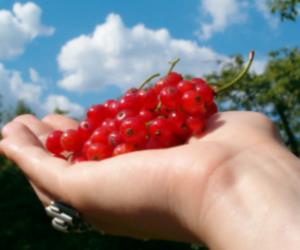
45,201,92,233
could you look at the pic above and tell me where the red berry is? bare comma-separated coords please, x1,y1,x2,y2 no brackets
168,111,189,138
160,86,181,109
181,90,205,115
145,137,161,149
61,129,83,152
78,120,95,141
148,117,173,143
104,99,120,117
86,143,112,161
101,118,119,132
177,80,194,93
108,131,122,147
139,108,155,123
138,88,158,110
116,109,137,123
90,127,109,144
154,78,167,94
154,72,183,94
164,72,183,86
70,154,87,163
119,117,147,144
195,84,214,105
87,104,107,125
82,140,92,157
206,102,218,117
186,116,205,136
191,78,207,86
45,130,64,155
158,104,173,116
119,89,140,110
113,143,136,156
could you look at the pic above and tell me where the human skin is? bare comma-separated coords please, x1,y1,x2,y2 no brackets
0,111,300,250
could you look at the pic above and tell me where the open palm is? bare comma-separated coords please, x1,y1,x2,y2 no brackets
0,111,281,244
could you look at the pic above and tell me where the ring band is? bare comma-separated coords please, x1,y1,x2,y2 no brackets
45,201,92,233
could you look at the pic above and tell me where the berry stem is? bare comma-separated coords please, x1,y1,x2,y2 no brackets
216,51,255,94
167,58,180,74
139,73,160,90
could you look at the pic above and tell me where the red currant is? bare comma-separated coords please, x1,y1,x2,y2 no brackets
108,131,122,147
168,111,189,138
87,104,107,125
119,117,147,144
86,143,112,161
186,116,205,136
104,99,120,117
78,120,95,141
148,117,173,143
177,80,194,93
90,127,109,144
116,109,137,123
138,88,158,110
160,86,181,109
61,129,83,152
181,90,205,115
164,72,183,86
139,108,155,123
113,143,136,156
45,130,64,155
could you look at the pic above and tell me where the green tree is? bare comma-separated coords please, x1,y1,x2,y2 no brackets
54,107,68,115
14,100,33,116
206,48,300,156
269,0,300,21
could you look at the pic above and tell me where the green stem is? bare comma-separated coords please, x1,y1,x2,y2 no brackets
216,51,255,94
167,58,180,74
139,73,160,90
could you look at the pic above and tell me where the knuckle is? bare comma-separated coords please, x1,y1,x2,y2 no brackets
13,114,36,122
42,114,62,123
247,111,279,137
249,111,274,126
2,120,25,136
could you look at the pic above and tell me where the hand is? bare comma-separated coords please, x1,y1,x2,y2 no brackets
1,111,300,249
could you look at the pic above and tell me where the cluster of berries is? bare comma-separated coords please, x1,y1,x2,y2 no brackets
45,72,217,162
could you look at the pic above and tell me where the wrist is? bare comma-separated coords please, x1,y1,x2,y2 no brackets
197,141,300,249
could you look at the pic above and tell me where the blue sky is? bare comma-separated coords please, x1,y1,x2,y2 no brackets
0,0,299,117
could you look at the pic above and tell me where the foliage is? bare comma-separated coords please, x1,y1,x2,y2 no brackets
206,48,300,156
15,100,34,116
54,107,69,115
269,0,300,21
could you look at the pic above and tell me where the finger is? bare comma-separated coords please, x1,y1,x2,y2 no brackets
0,121,71,203
12,114,54,144
8,115,58,205
42,114,78,130
11,114,79,205
13,114,53,136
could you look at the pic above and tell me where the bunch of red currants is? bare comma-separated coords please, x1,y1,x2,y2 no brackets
45,52,255,163
46,73,216,162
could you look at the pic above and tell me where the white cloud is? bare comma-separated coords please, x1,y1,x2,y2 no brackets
44,95,84,118
0,63,42,108
0,2,54,60
57,13,229,92
0,64,83,118
196,0,248,40
255,0,279,28
250,58,268,75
